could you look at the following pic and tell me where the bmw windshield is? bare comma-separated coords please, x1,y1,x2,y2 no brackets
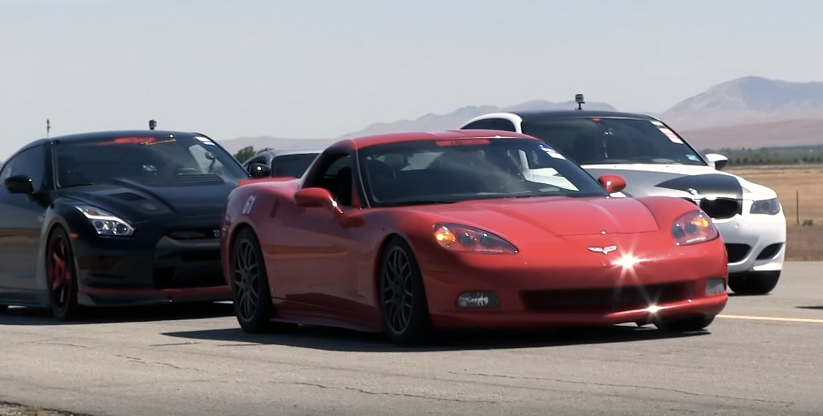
54,134,250,188
521,117,707,166
358,137,609,207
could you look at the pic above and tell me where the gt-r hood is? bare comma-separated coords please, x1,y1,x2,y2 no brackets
58,174,238,223
582,164,777,200
409,196,660,237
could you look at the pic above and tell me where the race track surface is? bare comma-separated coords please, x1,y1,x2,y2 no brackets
2,262,822,416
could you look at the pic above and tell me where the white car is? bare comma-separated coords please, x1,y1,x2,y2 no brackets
458,104,786,295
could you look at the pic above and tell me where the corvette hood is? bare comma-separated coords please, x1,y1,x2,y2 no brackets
409,196,660,237
582,164,776,200
58,174,238,223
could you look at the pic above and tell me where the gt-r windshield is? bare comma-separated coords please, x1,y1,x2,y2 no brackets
54,135,249,188
521,117,707,166
358,138,608,207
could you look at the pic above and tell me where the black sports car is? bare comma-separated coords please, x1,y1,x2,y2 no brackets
0,130,261,320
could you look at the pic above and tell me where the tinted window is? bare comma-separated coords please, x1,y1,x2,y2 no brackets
462,118,517,132
53,135,249,188
521,117,707,166
1,146,47,191
271,153,319,178
304,152,354,206
358,138,607,207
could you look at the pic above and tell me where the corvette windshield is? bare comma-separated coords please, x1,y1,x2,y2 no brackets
54,135,249,188
521,117,707,166
358,138,608,206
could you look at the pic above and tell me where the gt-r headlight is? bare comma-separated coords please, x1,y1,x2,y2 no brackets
671,210,718,246
433,223,518,254
75,205,135,236
750,197,781,215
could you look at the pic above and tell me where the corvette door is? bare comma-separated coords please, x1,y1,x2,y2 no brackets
269,152,359,314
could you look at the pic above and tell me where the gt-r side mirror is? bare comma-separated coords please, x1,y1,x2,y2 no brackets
598,174,626,194
704,153,729,170
248,163,272,178
4,175,34,195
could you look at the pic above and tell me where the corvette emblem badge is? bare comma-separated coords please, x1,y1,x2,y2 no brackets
588,245,617,255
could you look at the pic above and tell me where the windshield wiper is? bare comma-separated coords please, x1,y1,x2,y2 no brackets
389,200,457,207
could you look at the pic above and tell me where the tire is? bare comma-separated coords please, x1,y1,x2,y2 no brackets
0,305,8,313
378,237,433,346
728,271,780,295
655,315,715,332
45,226,81,321
230,227,295,333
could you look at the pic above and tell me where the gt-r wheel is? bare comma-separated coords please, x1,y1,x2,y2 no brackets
728,271,780,295
46,226,80,321
231,227,295,333
379,237,433,346
655,314,715,332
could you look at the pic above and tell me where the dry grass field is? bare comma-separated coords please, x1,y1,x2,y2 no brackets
728,165,823,260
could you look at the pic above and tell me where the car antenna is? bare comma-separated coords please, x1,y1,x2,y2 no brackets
575,94,585,110
149,119,157,130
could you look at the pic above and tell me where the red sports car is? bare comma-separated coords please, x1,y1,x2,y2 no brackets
219,130,728,346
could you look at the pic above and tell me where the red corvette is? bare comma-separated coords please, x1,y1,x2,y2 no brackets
219,130,728,346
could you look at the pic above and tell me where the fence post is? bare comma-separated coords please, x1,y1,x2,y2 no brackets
796,191,799,225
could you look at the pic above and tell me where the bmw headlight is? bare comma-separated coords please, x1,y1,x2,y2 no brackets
75,205,135,236
750,198,781,215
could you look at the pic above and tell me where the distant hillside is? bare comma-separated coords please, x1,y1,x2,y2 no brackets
660,76,823,130
218,76,823,153
336,99,618,139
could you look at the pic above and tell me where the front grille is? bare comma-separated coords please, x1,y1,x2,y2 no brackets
699,198,741,219
725,243,751,263
521,283,690,313
167,228,220,240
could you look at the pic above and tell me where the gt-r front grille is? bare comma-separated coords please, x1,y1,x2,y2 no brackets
167,228,221,240
698,198,741,219
521,283,691,313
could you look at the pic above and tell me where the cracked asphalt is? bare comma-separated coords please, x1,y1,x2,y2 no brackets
2,261,822,416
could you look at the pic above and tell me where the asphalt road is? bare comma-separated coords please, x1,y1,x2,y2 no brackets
2,262,822,416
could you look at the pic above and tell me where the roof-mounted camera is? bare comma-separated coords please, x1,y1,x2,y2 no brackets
149,119,157,130
575,94,585,110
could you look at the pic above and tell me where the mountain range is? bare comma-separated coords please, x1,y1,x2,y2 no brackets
220,76,823,153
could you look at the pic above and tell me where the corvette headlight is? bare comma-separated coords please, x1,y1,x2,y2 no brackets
671,210,718,246
750,198,781,215
433,223,518,254
75,205,135,236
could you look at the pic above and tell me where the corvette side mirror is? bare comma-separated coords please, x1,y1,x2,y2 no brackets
598,174,626,194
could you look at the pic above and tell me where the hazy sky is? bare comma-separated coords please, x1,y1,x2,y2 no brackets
1,0,821,159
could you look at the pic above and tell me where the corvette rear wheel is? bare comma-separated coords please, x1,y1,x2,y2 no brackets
655,314,715,332
379,237,433,346
46,226,80,321
231,227,295,333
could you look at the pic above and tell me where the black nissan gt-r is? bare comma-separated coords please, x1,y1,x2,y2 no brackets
0,130,260,320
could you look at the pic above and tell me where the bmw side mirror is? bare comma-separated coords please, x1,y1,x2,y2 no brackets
4,175,34,194
704,153,729,170
248,163,271,178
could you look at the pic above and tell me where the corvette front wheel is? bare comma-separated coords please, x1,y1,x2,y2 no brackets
655,314,715,332
379,237,433,347
231,227,296,333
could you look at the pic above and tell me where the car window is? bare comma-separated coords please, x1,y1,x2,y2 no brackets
304,153,354,206
461,118,517,132
358,138,607,207
521,117,707,166
271,153,319,178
